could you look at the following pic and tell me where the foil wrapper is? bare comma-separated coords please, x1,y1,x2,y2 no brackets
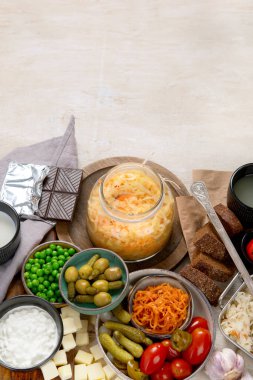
0,162,50,215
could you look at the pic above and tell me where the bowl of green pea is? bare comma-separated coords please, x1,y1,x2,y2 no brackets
21,241,81,307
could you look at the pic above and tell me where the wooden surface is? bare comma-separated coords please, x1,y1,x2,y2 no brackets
56,156,189,271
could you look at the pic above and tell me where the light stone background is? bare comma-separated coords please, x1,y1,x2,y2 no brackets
1,0,253,378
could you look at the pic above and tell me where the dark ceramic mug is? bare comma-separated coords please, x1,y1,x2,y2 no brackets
227,163,253,227
0,201,21,264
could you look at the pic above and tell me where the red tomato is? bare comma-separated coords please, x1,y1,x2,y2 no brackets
246,239,253,261
140,343,168,375
151,362,174,380
171,359,192,380
187,317,208,333
182,328,211,366
162,339,181,360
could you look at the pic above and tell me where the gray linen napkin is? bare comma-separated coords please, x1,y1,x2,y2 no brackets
0,116,78,303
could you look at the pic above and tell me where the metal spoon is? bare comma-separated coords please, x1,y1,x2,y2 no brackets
191,181,253,296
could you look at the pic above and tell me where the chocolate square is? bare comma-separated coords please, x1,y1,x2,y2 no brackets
36,166,83,221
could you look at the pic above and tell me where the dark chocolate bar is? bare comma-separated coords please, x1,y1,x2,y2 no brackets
36,167,83,221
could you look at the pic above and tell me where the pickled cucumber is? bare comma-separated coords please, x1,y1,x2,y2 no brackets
112,304,131,324
113,331,143,358
104,321,153,345
99,333,134,363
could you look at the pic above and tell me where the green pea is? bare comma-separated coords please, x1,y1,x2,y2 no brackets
40,293,47,300
37,269,44,277
52,251,57,257
28,258,35,264
57,296,63,303
52,262,59,270
51,283,58,291
27,280,32,289
46,256,52,263
58,267,63,272
39,259,45,265
30,274,37,280
64,252,70,258
52,270,58,277
43,280,50,288
50,297,56,303
34,263,41,269
32,279,39,287
56,245,62,250
47,289,54,298
58,260,64,267
46,248,52,255
44,265,52,275
34,259,39,263
57,248,64,255
40,251,46,259
55,289,61,297
48,275,54,282
58,255,65,261
38,276,44,284
56,273,60,280
49,244,56,250
36,292,42,297
38,284,45,292
34,252,41,259
24,272,30,279
68,248,76,256
25,263,32,271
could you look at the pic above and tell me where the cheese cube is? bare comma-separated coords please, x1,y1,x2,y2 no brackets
53,350,68,366
73,315,83,330
75,364,88,380
58,364,72,380
103,365,116,380
90,344,104,361
61,306,80,319
41,360,58,380
63,317,78,335
62,333,76,352
76,332,89,346
89,315,97,326
75,350,94,365
79,319,88,332
87,363,105,380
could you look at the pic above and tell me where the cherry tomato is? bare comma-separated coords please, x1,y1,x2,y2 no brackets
171,359,192,380
140,343,168,375
151,362,173,380
182,328,211,366
162,339,181,360
187,317,208,333
246,239,253,261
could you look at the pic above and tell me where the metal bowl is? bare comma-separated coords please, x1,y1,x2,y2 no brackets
96,269,216,380
127,274,193,339
0,201,21,264
0,295,63,371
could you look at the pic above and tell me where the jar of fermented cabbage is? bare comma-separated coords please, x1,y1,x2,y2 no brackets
86,163,174,261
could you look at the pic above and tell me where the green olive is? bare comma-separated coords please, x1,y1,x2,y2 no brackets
64,266,79,283
104,267,122,281
79,264,93,279
75,279,90,294
94,292,112,307
92,280,109,292
93,258,110,274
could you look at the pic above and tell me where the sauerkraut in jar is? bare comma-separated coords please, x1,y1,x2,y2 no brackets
87,163,174,261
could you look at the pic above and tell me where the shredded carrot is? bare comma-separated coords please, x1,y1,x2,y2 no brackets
132,283,189,334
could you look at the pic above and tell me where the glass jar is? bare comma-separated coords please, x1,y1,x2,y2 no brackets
86,163,174,261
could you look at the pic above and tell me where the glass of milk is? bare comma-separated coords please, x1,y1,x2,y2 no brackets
0,201,21,264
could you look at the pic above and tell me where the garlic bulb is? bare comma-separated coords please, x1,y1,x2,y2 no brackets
205,348,244,380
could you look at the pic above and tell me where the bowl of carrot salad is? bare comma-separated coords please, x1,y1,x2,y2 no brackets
128,275,193,339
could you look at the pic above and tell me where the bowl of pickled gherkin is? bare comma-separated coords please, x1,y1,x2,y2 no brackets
59,248,129,314
21,241,81,307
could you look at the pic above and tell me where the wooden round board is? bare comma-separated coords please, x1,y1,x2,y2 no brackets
56,156,189,271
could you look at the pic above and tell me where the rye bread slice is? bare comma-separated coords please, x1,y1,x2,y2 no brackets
180,264,222,306
193,222,229,262
192,251,235,282
214,203,243,237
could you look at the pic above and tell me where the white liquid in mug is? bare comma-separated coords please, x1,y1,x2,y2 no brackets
234,174,253,207
0,211,16,247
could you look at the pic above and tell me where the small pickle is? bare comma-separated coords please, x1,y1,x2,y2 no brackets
104,267,122,281
87,254,100,267
113,331,143,358
171,329,192,352
93,280,109,292
75,279,90,294
67,282,76,301
112,304,131,324
108,281,124,290
94,292,112,307
112,358,127,370
104,322,152,345
86,286,98,295
99,333,134,363
98,274,106,280
93,257,110,273
79,264,93,280
64,266,78,283
75,295,94,303
127,361,148,380
88,268,100,281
